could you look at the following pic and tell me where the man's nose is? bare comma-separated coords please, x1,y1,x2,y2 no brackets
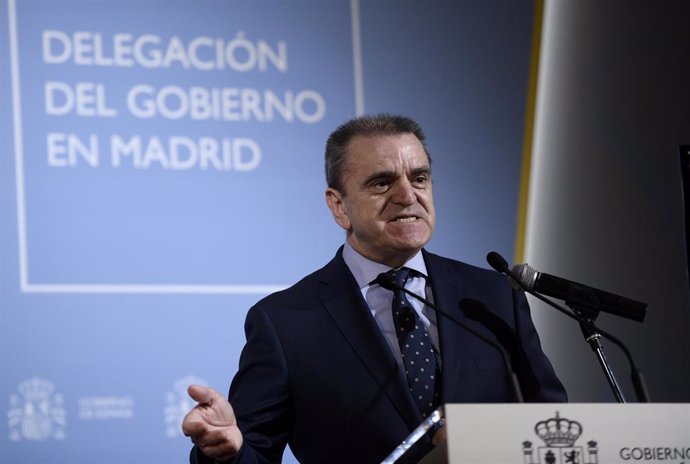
390,180,416,205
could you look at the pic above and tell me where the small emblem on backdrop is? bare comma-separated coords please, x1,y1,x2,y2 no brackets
8,377,66,441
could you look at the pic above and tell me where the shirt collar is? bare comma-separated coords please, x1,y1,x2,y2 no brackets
342,241,428,289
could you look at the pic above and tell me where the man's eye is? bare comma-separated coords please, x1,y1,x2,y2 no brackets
413,175,429,185
372,180,390,189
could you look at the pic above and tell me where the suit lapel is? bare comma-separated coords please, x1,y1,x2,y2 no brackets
317,250,422,430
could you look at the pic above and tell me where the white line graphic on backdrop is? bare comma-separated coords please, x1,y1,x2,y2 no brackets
8,0,29,291
8,0,364,294
351,0,364,116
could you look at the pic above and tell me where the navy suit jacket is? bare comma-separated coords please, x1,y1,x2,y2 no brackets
192,248,566,464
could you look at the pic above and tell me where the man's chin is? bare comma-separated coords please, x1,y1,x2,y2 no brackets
388,231,432,250
385,237,431,259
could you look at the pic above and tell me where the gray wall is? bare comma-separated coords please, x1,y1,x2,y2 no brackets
527,0,690,402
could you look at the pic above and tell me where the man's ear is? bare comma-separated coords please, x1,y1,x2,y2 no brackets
325,187,351,231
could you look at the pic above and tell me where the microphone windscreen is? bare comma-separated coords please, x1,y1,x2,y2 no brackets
374,272,397,291
511,263,539,289
486,251,509,273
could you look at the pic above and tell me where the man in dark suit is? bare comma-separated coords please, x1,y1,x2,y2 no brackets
182,114,566,463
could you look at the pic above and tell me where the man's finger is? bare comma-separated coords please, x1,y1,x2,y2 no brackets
181,411,207,438
200,442,238,462
189,426,229,448
196,432,243,461
187,384,219,405
432,425,447,446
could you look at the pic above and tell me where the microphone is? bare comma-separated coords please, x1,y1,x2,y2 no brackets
374,272,524,403
486,251,510,273
512,263,647,322
486,251,650,402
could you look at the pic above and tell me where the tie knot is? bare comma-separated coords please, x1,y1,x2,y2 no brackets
386,267,413,287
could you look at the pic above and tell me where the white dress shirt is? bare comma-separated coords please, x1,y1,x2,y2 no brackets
342,242,441,369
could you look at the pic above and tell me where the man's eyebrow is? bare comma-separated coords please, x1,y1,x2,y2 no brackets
362,167,432,187
362,170,396,186
409,167,431,176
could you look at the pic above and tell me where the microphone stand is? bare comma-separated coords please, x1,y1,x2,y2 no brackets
486,251,650,402
519,282,650,403
398,286,524,403
375,274,524,403
571,305,626,403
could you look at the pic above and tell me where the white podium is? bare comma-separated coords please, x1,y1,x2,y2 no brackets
386,403,690,464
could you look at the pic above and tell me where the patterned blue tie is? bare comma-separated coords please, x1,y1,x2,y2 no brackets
386,268,440,419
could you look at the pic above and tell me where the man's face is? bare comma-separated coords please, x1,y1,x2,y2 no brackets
326,133,436,267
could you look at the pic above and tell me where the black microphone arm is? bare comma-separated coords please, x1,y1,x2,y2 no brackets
374,272,524,403
486,252,650,403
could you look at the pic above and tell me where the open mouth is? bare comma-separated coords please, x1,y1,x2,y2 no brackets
395,216,418,223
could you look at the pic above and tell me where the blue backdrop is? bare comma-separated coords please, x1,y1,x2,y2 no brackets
0,0,535,462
